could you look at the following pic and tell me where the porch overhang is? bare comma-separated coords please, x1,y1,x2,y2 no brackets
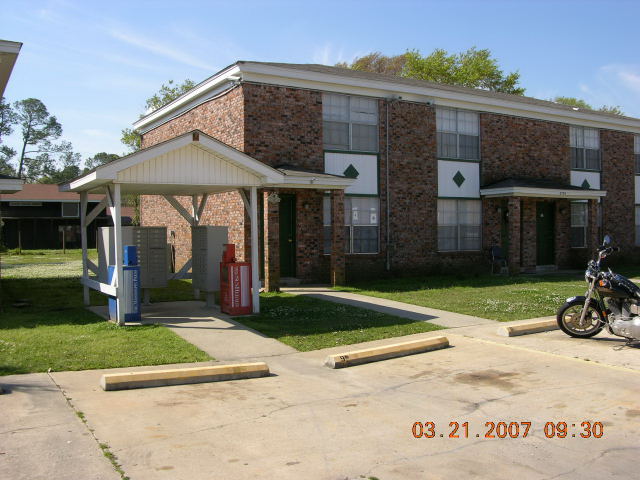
58,130,353,323
480,178,606,200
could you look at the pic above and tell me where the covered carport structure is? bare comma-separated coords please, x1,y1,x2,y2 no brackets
60,130,352,324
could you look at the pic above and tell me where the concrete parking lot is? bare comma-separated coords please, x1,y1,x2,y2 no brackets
2,322,639,480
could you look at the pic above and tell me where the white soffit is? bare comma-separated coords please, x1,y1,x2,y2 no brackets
131,62,640,136
480,186,606,199
133,65,241,132
239,64,640,134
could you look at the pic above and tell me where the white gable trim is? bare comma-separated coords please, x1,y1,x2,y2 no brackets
60,131,284,193
131,62,640,135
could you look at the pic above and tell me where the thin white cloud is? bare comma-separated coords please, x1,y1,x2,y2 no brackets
574,64,640,117
312,43,351,65
108,29,216,71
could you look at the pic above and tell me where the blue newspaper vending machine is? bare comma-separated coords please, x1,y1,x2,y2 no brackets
108,245,141,323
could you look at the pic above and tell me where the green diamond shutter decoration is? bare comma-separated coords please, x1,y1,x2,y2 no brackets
343,164,360,179
453,171,466,187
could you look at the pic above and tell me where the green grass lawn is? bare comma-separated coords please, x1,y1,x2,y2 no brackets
336,268,640,322
0,250,211,376
236,292,443,351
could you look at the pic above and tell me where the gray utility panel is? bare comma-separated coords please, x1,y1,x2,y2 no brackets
191,226,228,292
98,226,168,289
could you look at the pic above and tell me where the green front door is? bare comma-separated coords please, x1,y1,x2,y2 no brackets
279,194,296,277
536,202,555,265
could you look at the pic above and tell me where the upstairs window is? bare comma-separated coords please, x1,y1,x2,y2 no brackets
436,107,479,160
323,93,378,152
635,135,640,174
570,126,600,171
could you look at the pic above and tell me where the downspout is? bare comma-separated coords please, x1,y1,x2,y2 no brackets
385,97,400,271
386,99,391,271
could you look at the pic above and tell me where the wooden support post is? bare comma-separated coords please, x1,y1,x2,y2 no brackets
113,184,124,325
80,191,89,305
250,186,260,314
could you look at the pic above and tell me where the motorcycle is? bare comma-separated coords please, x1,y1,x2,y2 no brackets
557,235,640,343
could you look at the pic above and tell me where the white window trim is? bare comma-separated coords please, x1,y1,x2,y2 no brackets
322,93,379,153
634,135,640,175
436,107,480,161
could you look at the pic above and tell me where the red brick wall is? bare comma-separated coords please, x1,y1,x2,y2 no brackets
141,86,244,150
138,79,638,280
386,100,438,269
243,83,324,170
480,114,570,185
601,130,635,250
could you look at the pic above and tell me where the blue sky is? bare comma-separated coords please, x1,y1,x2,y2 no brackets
2,0,639,164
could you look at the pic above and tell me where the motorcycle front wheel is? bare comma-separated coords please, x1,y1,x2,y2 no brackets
556,299,605,338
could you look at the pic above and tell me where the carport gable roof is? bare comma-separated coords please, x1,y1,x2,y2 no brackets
59,130,353,194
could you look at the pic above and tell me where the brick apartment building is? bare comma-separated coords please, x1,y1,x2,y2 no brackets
133,62,640,288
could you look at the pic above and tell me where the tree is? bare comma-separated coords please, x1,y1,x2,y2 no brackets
336,52,408,76
120,127,141,153
121,78,195,152
13,98,62,178
338,47,525,95
23,141,80,183
0,97,17,176
553,96,624,115
84,152,119,171
403,48,524,94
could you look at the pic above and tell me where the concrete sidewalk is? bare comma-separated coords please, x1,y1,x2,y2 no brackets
282,286,495,328
90,301,297,361
0,373,119,480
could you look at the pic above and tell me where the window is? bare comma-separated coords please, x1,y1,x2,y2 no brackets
570,126,600,170
61,202,79,217
436,108,479,160
635,135,640,174
323,93,378,152
636,206,640,247
323,196,379,254
570,202,587,248
437,199,481,251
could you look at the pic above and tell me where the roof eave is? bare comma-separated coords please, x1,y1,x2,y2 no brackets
480,186,607,199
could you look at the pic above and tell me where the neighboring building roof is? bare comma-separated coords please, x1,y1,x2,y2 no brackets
0,39,22,97
133,60,640,135
6,183,104,202
0,173,23,194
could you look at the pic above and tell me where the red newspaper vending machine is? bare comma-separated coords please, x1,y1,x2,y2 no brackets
220,244,252,315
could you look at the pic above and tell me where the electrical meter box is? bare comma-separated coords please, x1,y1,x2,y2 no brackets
191,226,228,292
98,227,168,289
